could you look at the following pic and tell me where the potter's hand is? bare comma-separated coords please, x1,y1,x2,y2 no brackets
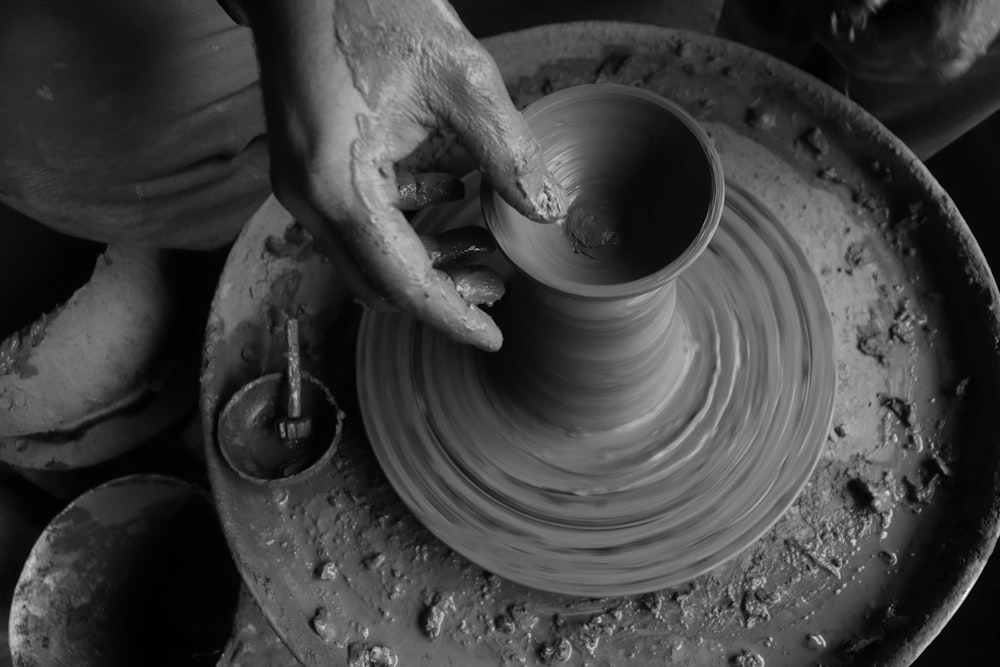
235,0,567,351
818,0,1000,81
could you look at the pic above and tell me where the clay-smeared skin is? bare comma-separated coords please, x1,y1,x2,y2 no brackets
239,0,568,351
817,0,1000,81
359,181,834,597
396,172,465,211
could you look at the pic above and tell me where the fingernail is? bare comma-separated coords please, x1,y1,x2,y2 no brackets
470,319,503,352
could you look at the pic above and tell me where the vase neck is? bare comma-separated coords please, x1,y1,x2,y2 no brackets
493,276,692,434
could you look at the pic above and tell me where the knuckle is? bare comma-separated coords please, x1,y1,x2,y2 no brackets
437,41,502,99
462,50,505,97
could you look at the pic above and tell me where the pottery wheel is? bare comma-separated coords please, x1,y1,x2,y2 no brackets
357,180,834,596
204,22,1000,667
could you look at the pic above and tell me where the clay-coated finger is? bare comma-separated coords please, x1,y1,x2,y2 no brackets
448,266,506,307
336,201,502,351
421,226,496,269
396,172,465,210
314,212,500,315
439,52,569,224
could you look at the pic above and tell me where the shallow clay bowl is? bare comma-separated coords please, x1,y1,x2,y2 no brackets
8,475,240,667
357,82,835,597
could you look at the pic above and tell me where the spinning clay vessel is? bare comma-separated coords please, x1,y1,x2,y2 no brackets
202,23,1000,666
358,84,835,596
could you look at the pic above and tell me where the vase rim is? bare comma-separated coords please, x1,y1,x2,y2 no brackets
483,83,725,300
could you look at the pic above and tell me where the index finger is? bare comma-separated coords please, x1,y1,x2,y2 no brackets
330,187,503,351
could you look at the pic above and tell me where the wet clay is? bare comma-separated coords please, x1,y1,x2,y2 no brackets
356,85,831,595
485,85,722,297
203,23,1000,667
333,0,565,225
358,174,834,595
333,0,568,222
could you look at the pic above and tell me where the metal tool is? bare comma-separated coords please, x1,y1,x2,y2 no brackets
277,319,312,443
217,317,343,486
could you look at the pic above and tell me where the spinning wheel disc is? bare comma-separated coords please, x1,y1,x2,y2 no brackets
358,180,834,597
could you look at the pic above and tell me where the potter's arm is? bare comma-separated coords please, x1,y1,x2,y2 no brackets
219,0,567,351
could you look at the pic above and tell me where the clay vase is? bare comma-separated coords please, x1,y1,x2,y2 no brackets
360,83,833,596
483,84,724,435
8,475,240,667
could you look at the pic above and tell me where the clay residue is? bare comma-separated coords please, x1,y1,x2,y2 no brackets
359,182,834,599
265,222,316,261
333,0,466,110
563,201,622,259
0,315,49,379
213,26,989,667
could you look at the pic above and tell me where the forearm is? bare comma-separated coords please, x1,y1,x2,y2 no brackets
225,1,352,161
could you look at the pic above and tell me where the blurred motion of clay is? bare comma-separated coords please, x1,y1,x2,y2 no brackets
718,0,1000,158
199,20,1000,658
358,84,835,596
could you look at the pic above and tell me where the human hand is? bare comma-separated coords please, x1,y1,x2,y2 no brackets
235,0,567,351
818,0,1000,81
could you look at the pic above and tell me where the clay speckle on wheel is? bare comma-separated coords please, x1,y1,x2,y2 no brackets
202,22,1000,667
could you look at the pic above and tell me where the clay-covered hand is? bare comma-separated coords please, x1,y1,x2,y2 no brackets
237,0,568,351
818,0,1000,81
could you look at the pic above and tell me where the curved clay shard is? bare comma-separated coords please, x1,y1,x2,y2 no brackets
0,245,175,437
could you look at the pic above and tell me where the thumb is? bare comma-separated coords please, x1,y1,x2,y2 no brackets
437,49,569,223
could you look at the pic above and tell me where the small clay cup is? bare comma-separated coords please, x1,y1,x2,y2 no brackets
217,371,344,486
483,83,724,298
